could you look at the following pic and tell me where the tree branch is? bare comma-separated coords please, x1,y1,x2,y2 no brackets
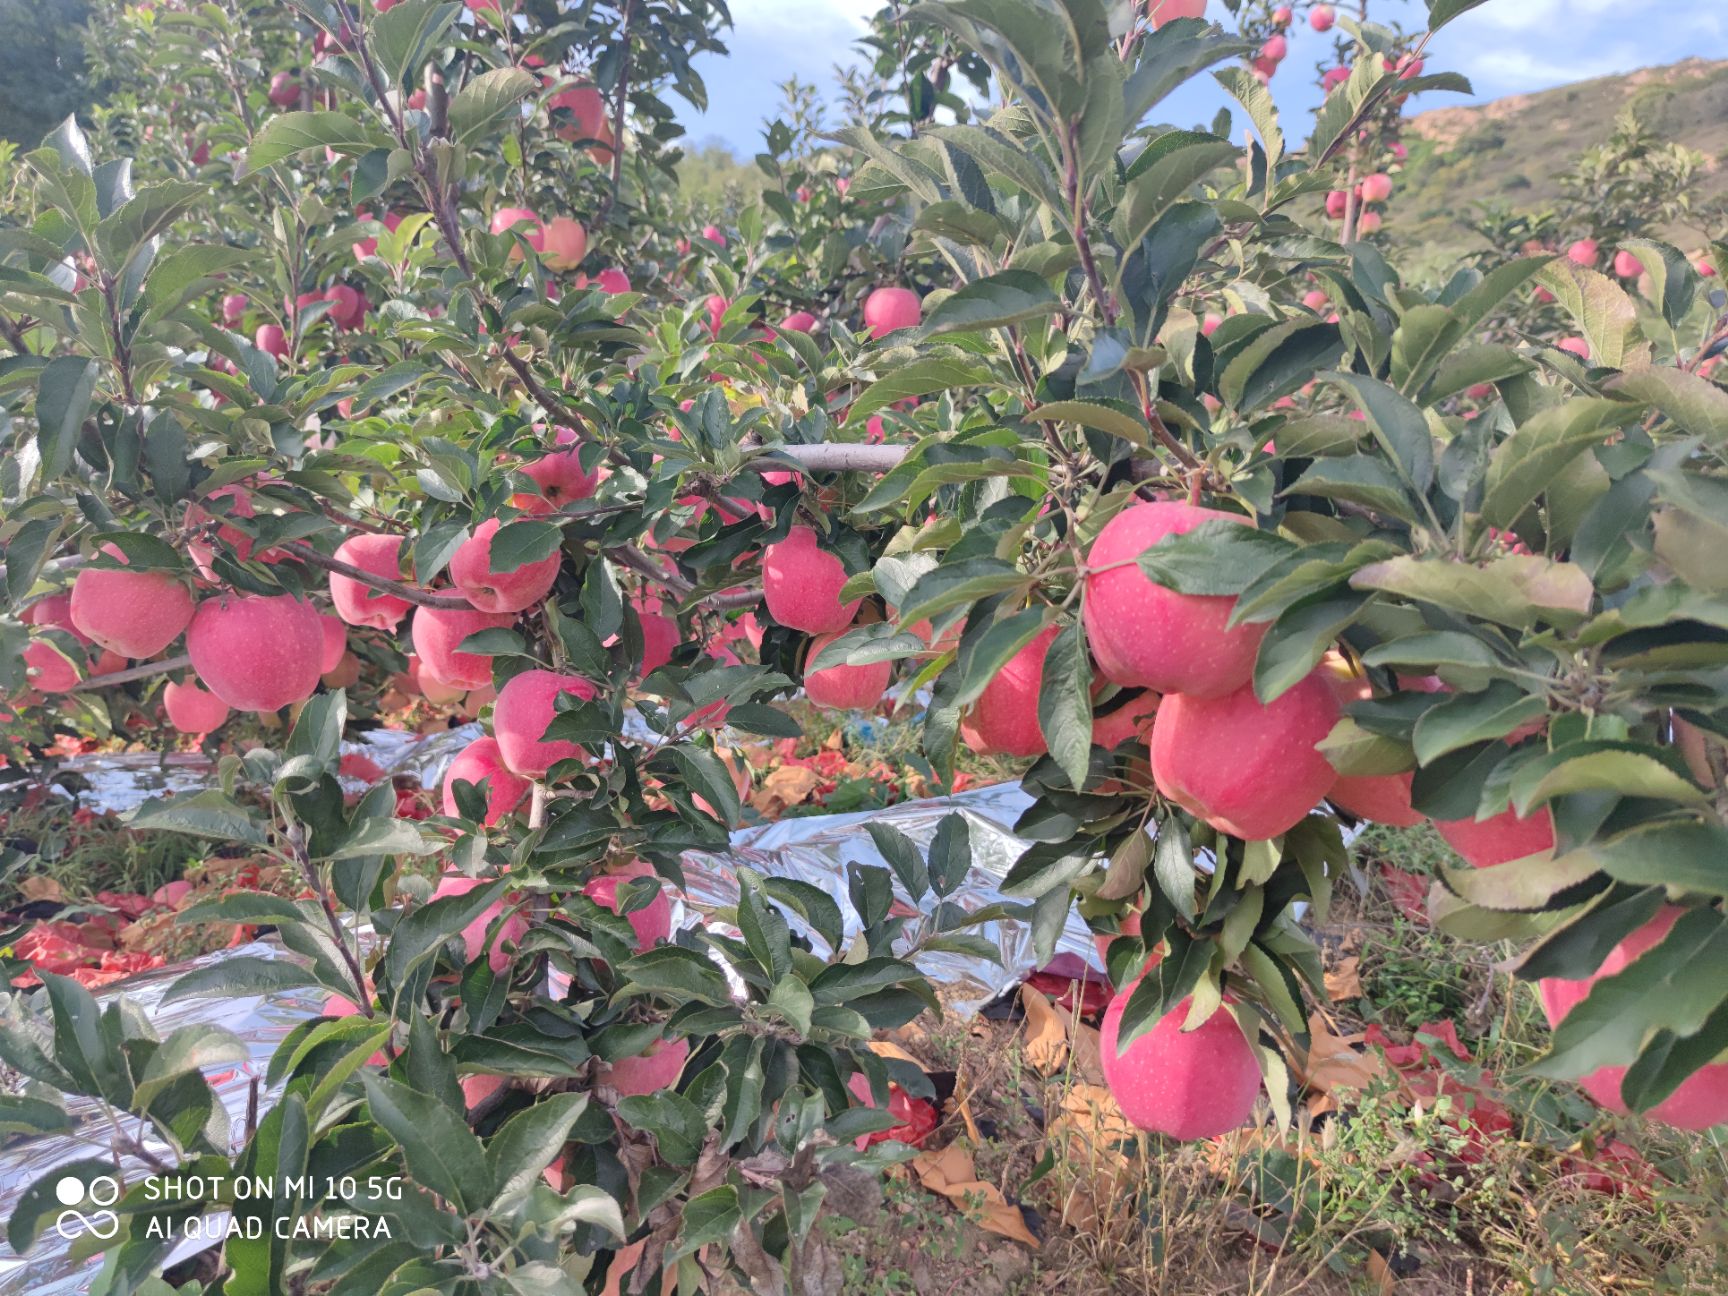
68,653,193,693
279,540,473,609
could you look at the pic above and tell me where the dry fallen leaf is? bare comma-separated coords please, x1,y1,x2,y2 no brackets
1067,1021,1108,1087
1324,954,1363,1001
1367,1248,1398,1293
1299,1011,1387,1096
1046,1084,1138,1233
19,877,64,903
1019,984,1069,1077
748,764,822,815
910,1143,1040,1249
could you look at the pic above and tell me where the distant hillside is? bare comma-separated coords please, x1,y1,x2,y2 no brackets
1395,56,1728,256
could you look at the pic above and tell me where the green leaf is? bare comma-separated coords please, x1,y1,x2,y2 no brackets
1037,622,1092,790
1350,554,1595,629
130,791,269,844
247,112,373,170
919,270,1061,338
1323,372,1434,496
373,0,461,89
1410,682,1548,765
362,1073,491,1211
448,67,538,144
162,957,322,1005
1133,518,1292,596
486,1091,590,1204
1151,815,1196,920
35,356,99,481
488,519,562,572
1223,322,1345,414
1391,257,1549,396
1112,133,1239,253
1481,397,1640,529
660,745,742,827
1535,261,1647,370
847,358,992,424
1609,366,1728,447
866,823,929,899
1214,66,1281,180
1281,457,1417,520
928,123,1063,208
1426,0,1491,29
1026,398,1150,449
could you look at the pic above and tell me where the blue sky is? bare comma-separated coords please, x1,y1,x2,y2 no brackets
682,0,1726,154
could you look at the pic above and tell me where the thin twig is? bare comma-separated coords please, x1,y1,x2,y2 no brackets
279,540,473,609
68,653,193,693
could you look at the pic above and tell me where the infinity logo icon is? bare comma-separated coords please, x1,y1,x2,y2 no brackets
53,1174,121,1241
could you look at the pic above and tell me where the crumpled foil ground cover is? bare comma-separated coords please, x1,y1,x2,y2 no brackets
0,731,1100,1294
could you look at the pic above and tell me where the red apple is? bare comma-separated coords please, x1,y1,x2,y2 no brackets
1083,500,1268,698
761,525,860,633
1310,4,1334,30
517,443,600,511
599,1035,689,1097
1100,981,1260,1139
318,615,347,674
594,267,631,294
1358,172,1392,204
1567,238,1600,268
489,206,543,256
430,871,527,970
411,605,516,690
186,593,325,712
584,860,672,951
778,310,818,334
1325,190,1349,219
1434,803,1555,869
220,293,248,324
959,624,1060,758
493,669,596,775
862,286,921,340
1091,688,1160,749
441,736,531,826
804,632,892,711
329,534,413,630
267,72,299,107
70,544,194,659
539,216,587,270
1613,249,1644,279
1328,771,1422,827
1558,336,1590,360
1151,668,1340,840
323,284,368,330
449,518,561,614
255,323,287,359
23,639,80,693
1537,905,1728,1130
164,678,232,734
633,596,680,677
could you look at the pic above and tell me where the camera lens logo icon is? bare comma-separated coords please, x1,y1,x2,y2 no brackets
53,1174,121,1241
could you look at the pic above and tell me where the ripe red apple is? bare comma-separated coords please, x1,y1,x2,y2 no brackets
352,209,403,260
70,544,194,659
1310,3,1335,29
1325,190,1349,219
778,310,818,334
804,632,892,711
959,624,1059,758
449,517,561,614
1146,0,1206,25
220,293,248,324
323,284,368,330
318,615,347,674
1152,668,1340,840
1272,4,1292,22
186,593,324,712
1260,33,1287,62
323,651,361,689
411,605,516,690
517,443,600,511
548,83,614,162
164,678,232,734
1083,500,1268,698
489,207,543,257
1537,905,1728,1129
430,871,527,971
255,323,287,359
704,293,730,337
329,533,413,629
23,639,80,693
1567,238,1600,268
1434,803,1555,869
460,1073,506,1113
1358,172,1393,204
631,596,680,677
493,669,596,775
321,995,389,1063
420,670,466,707
1100,981,1260,1139
862,286,921,340
441,736,531,826
1328,771,1422,827
701,223,727,247
761,525,861,633
594,267,631,294
599,1035,690,1097
1557,336,1590,359
540,216,587,271
584,860,672,951
1613,249,1644,279
1357,210,1382,234
1091,688,1160,749
267,72,299,107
